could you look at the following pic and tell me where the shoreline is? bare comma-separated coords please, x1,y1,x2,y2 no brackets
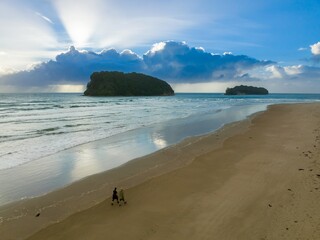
1,102,320,239
0,103,268,206
0,104,262,239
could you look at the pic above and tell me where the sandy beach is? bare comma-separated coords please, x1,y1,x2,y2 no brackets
1,103,320,240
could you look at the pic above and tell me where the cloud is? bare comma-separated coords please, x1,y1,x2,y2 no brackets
239,63,320,93
172,63,320,93
310,42,320,55
253,42,320,90
0,46,144,89
289,65,320,79
310,41,320,62
0,41,274,91
143,41,272,82
265,65,286,79
1,42,320,93
257,64,320,80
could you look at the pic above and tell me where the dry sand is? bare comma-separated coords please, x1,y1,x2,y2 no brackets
1,103,320,240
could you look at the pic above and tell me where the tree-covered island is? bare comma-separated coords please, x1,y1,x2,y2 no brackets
84,71,174,96
225,85,269,95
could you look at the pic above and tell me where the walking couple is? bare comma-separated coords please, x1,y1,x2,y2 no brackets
111,187,127,206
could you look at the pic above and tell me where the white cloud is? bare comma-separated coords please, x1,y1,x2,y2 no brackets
0,66,16,77
149,42,167,54
265,65,286,78
283,65,303,75
310,42,320,55
263,64,305,79
246,63,320,93
195,47,205,52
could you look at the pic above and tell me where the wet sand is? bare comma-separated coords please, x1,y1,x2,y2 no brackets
1,103,320,239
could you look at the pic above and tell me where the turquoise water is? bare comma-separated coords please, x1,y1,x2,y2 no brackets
0,93,319,205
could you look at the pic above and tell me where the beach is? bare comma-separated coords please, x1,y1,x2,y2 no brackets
1,103,320,239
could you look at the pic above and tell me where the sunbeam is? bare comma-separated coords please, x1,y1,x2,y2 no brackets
53,0,105,47
53,0,198,49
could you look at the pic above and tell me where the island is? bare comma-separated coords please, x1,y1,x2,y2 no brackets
225,85,269,95
84,71,175,96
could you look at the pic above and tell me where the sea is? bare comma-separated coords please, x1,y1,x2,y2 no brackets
0,93,319,205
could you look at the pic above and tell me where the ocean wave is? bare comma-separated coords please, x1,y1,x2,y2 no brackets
0,135,39,143
53,105,64,108
36,127,60,134
2,107,55,112
0,135,11,139
45,129,91,136
69,104,97,108
44,131,66,136
64,123,89,128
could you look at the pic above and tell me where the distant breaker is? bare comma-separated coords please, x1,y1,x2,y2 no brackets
84,71,175,97
225,85,269,95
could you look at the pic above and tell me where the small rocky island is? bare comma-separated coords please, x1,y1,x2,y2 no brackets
225,85,269,95
84,71,174,96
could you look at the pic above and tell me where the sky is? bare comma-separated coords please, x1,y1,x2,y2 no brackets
0,0,320,93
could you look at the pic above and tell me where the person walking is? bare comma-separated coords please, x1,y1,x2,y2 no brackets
111,187,119,205
119,188,127,206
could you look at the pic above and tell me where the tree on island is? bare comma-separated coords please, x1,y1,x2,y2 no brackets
84,71,174,96
225,85,269,95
